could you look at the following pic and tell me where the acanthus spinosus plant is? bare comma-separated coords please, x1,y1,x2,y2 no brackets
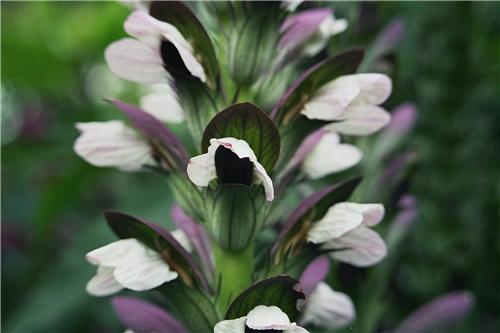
74,1,394,332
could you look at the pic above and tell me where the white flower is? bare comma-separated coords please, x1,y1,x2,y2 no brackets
279,8,347,60
308,203,387,267
301,74,392,135
140,84,185,123
187,137,274,201
214,305,309,333
302,14,348,56
86,238,178,296
74,121,155,171
302,282,355,329
105,11,205,84
302,132,362,179
281,0,304,12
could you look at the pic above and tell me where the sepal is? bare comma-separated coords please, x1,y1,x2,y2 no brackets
202,102,280,173
209,184,258,251
225,275,305,322
228,2,282,85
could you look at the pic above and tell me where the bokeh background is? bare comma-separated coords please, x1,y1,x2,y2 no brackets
2,1,499,332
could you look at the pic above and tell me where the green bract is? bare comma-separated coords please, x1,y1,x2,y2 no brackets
209,184,257,251
202,102,281,173
225,275,305,321
228,2,281,85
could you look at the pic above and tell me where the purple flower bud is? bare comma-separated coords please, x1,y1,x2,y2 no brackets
393,291,475,333
377,150,417,189
386,103,417,135
372,19,405,57
299,256,330,295
170,204,214,276
279,8,332,51
112,296,188,333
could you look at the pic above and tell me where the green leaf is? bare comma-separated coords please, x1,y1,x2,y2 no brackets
228,2,281,85
225,275,305,321
150,1,220,89
271,49,364,125
176,78,220,147
202,102,281,173
159,281,220,333
209,184,257,251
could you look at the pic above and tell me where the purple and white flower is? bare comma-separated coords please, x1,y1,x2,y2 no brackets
301,73,392,135
85,238,178,296
105,11,205,84
302,282,355,329
308,202,387,267
279,8,347,58
187,137,274,201
214,305,309,333
299,256,355,329
301,131,362,179
74,121,155,171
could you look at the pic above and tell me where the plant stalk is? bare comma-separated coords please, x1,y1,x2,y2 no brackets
213,242,254,313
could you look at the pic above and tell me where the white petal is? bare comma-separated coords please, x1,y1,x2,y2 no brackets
318,15,348,37
301,82,360,121
253,162,275,201
86,266,123,297
339,203,385,226
140,84,185,123
302,282,355,329
213,317,246,333
285,323,311,333
105,38,168,84
308,202,364,244
186,151,217,187
124,11,206,82
85,238,149,267
336,73,392,105
246,305,291,330
188,138,274,201
326,104,391,136
212,138,258,161
113,249,178,291
282,0,304,12
74,121,154,171
171,228,193,253
302,132,362,179
124,11,168,46
325,226,388,267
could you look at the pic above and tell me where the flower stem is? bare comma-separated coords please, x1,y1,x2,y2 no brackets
213,242,254,313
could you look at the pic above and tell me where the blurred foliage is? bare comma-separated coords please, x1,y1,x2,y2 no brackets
1,1,499,333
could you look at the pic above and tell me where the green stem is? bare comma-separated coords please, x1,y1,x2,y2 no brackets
213,242,254,313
